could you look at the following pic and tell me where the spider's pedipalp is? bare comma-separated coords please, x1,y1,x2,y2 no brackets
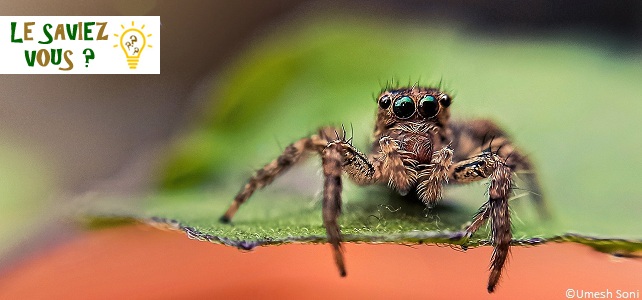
379,136,418,195
416,147,453,204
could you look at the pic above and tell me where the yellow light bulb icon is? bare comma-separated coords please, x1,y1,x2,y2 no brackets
114,22,153,70
120,29,145,69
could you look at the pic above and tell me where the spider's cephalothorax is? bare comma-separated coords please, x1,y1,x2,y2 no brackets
220,86,546,293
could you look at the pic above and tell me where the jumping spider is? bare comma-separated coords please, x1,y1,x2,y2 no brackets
220,86,545,293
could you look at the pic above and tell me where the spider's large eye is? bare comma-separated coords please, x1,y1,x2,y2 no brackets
418,95,439,118
379,95,391,109
392,96,415,119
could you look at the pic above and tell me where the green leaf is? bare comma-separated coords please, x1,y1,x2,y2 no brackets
91,15,642,254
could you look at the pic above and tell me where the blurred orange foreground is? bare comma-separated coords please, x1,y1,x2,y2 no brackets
0,225,640,299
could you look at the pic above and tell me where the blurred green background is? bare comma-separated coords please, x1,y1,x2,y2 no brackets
1,0,641,271
152,15,642,243
0,143,54,258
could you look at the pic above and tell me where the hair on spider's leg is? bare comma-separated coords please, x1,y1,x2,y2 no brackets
481,132,488,146
494,144,505,156
486,135,496,153
346,123,355,145
511,186,542,198
521,172,549,218
505,149,514,163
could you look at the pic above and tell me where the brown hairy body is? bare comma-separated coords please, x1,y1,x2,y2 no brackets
220,86,546,293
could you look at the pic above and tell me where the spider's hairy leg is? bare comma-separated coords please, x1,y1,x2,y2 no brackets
467,201,490,236
486,163,512,293
220,126,377,278
449,151,512,293
319,128,378,277
322,141,346,276
450,119,548,217
220,131,327,223
379,136,417,195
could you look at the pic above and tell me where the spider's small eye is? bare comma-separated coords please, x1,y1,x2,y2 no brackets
418,95,439,118
379,95,391,109
393,96,415,119
439,94,451,108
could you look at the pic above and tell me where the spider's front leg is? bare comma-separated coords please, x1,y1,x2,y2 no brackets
321,141,347,276
220,133,324,223
450,119,548,217
220,126,377,277
321,134,379,276
450,151,513,293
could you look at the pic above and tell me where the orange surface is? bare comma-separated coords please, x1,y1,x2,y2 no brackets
0,225,640,299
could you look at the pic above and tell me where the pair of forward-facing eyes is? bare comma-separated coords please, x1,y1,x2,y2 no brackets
378,93,452,119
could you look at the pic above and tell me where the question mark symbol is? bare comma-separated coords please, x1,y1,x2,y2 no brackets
83,48,95,68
